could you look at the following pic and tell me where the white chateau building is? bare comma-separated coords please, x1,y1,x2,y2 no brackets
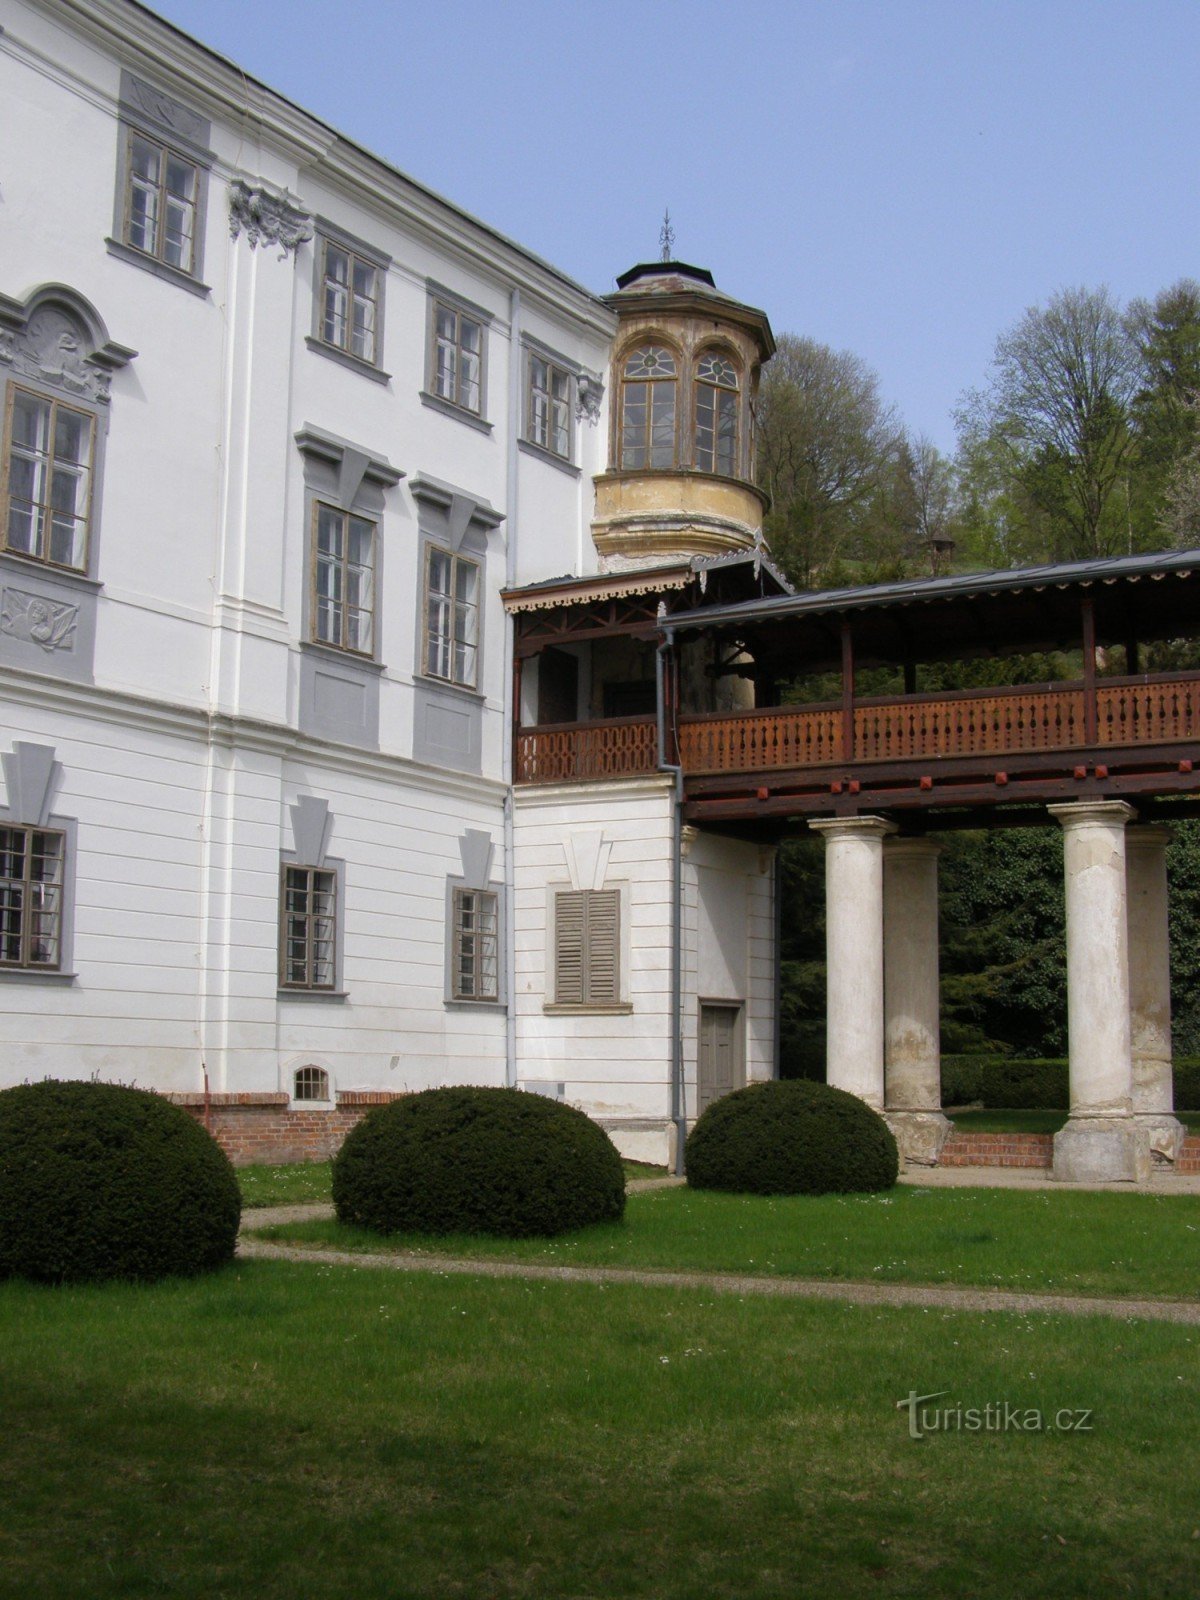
0,0,782,1164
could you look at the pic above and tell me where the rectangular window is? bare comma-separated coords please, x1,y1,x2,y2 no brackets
424,547,479,687
433,302,483,414
320,240,378,364
0,826,65,971
124,130,199,274
280,864,337,990
3,387,95,571
313,503,376,655
554,888,620,1006
452,887,499,1000
527,354,571,459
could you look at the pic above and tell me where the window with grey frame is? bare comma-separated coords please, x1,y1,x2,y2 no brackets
424,545,479,687
554,888,620,1006
318,239,379,365
2,385,96,573
451,886,499,1001
527,352,572,459
432,301,484,414
0,824,65,971
279,863,338,991
312,501,376,656
293,1064,331,1102
122,129,201,276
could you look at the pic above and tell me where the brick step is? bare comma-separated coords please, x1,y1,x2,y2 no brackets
938,1131,1053,1169
1178,1135,1200,1175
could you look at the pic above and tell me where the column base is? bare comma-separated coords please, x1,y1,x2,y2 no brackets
885,1109,952,1166
1135,1114,1187,1164
1052,1118,1152,1184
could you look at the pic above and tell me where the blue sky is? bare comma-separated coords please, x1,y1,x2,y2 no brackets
147,0,1199,452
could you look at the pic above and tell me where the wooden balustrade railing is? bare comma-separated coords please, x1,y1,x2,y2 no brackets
516,674,1200,785
514,717,658,784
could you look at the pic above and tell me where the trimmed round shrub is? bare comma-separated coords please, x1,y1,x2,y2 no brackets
0,1080,241,1284
685,1079,898,1196
333,1087,625,1238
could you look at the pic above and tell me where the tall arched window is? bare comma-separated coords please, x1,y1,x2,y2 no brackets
693,351,740,476
620,345,677,469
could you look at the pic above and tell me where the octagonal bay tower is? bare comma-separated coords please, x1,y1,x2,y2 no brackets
507,262,784,1168
593,260,774,570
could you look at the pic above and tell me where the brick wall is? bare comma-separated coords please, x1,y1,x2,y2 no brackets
166,1091,406,1166
1178,1135,1200,1174
937,1131,1054,1169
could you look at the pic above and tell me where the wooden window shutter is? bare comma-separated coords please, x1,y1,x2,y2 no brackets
554,888,620,1005
583,889,619,1003
555,890,586,1003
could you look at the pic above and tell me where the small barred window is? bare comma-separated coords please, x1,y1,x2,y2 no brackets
293,1065,330,1102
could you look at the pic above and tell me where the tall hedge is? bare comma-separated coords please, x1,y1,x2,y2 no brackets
333,1086,625,1238
942,1054,1200,1111
0,1080,241,1284
685,1079,898,1196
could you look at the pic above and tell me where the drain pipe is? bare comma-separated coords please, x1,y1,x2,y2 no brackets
503,288,521,1087
656,625,686,1175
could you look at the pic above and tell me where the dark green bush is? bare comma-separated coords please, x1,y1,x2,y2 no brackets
0,1080,241,1284
685,1079,898,1196
942,1054,1200,1112
332,1087,625,1238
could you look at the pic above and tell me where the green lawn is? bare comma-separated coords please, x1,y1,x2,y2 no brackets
237,1158,668,1209
2,1261,1196,1599
249,1183,1200,1299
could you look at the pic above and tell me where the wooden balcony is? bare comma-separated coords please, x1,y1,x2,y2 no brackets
516,672,1200,815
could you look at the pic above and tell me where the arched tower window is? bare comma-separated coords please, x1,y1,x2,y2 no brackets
693,351,740,476
619,345,677,470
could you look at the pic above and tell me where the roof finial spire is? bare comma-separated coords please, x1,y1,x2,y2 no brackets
659,208,675,263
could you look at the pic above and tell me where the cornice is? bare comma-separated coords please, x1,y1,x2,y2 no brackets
513,776,674,807
0,664,507,805
35,0,617,340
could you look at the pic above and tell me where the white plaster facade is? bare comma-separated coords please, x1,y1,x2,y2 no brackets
0,0,776,1157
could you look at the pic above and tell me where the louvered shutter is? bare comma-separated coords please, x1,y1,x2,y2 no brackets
583,889,620,1003
554,888,621,1005
554,890,586,1003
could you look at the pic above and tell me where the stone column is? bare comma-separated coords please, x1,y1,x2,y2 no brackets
1126,825,1186,1161
883,838,951,1164
1047,801,1150,1183
810,817,896,1112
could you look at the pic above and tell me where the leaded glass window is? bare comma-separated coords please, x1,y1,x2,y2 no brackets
620,345,677,470
694,351,740,476
3,387,95,571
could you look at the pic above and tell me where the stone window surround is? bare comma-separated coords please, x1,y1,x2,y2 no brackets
278,793,347,1001
106,71,215,297
306,218,392,384
543,881,632,1015
444,876,506,1008
409,473,503,697
421,280,494,433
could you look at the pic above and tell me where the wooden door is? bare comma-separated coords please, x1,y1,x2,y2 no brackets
698,1003,743,1112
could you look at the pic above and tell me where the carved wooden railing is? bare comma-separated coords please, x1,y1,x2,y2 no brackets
514,717,658,784
676,672,1200,778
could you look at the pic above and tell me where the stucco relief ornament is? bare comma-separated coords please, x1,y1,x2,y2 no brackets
0,589,78,653
576,371,604,424
9,310,111,403
228,181,314,260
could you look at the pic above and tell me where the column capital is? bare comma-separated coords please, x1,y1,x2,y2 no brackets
809,815,898,842
1126,822,1174,853
1047,800,1137,831
883,836,942,862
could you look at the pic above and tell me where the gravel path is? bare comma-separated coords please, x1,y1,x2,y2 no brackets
239,1206,1200,1325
